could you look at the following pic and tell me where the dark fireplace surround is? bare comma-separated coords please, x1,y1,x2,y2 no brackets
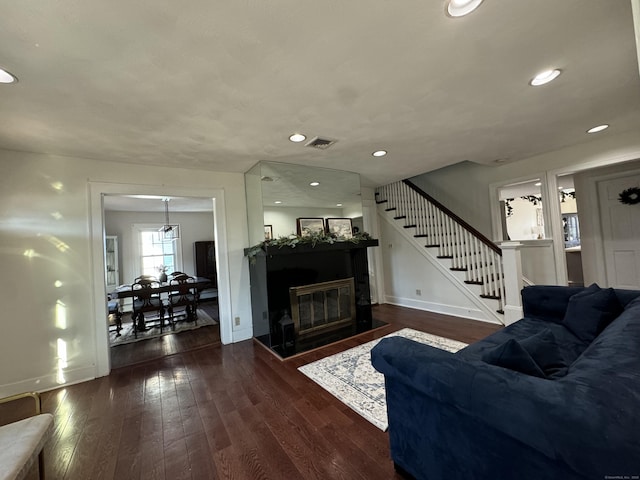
246,240,379,357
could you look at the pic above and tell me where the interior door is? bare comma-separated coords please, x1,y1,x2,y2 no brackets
598,174,640,289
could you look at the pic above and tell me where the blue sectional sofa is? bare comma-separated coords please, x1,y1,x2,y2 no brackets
371,285,640,480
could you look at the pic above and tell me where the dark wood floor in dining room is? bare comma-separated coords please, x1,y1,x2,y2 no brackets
34,304,501,480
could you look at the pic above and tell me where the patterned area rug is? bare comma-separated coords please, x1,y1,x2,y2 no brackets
298,328,467,431
110,309,217,347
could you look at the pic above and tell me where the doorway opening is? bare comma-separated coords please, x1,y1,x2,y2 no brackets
557,174,584,287
103,194,221,368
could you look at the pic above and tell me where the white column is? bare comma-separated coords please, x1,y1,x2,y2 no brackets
501,242,524,325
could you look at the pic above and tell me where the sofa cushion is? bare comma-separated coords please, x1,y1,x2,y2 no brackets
562,283,623,342
482,329,568,378
482,339,546,378
519,328,568,377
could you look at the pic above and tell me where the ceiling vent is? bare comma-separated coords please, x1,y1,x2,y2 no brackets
305,136,337,150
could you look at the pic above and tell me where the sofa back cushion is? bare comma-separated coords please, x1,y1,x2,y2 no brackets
522,285,585,323
562,284,623,342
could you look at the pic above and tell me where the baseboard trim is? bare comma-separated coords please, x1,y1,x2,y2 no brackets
0,365,97,397
385,296,502,325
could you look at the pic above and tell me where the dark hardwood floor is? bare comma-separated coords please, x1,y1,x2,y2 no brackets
32,304,500,479
110,302,222,369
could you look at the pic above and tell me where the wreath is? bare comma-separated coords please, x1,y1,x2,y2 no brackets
618,187,640,205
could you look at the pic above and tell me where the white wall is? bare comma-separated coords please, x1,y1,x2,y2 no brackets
560,197,577,214
508,240,558,285
0,150,251,397
104,210,215,285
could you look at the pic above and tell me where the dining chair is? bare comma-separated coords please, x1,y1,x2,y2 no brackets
131,277,166,337
167,274,199,325
107,294,123,337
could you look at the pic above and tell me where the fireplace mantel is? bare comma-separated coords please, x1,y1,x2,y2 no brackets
245,239,379,257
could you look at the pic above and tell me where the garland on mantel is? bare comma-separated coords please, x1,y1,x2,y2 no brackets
618,187,640,205
245,231,373,264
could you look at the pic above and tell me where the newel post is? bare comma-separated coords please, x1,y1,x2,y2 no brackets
500,242,524,326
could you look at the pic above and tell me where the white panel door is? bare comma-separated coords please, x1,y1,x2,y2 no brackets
598,175,640,289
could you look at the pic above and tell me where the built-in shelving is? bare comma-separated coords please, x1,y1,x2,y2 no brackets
105,235,119,293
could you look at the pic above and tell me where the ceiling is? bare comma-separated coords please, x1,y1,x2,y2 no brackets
2,1,640,194
103,195,214,213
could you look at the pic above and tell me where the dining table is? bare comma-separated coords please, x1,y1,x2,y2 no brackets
109,276,214,331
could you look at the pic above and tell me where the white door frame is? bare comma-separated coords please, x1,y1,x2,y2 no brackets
89,181,233,378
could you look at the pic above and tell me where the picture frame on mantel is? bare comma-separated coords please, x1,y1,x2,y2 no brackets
296,218,325,237
326,217,353,239
264,225,273,240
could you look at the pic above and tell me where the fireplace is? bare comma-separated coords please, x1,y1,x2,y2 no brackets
289,278,356,340
246,239,380,357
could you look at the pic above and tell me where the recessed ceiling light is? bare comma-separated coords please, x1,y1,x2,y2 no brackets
587,124,609,134
274,200,282,204
310,181,320,187
534,182,542,187
529,69,562,86
336,203,343,207
372,150,387,157
289,133,306,143
0,68,18,84
446,0,484,17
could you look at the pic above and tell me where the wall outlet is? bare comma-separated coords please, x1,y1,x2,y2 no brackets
416,289,422,296
234,316,240,326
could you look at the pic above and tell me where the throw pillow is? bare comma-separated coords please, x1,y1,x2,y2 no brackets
562,283,623,342
519,329,567,376
481,339,546,378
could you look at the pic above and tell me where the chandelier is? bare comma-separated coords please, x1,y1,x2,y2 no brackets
159,198,180,240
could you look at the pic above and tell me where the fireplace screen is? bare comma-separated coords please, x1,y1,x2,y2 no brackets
289,278,356,339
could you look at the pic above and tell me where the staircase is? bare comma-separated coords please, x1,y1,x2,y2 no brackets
376,180,507,324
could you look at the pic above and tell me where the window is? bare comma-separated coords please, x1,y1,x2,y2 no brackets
134,225,182,277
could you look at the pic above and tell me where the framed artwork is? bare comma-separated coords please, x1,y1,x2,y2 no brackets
296,218,325,237
326,218,353,239
264,225,273,240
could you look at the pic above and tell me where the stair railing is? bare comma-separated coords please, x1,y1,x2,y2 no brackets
376,180,507,313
